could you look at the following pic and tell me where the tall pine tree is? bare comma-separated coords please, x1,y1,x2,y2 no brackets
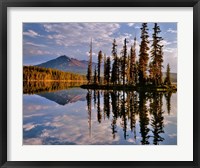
104,54,107,84
138,23,150,85
130,37,137,85
164,63,171,86
94,65,97,84
111,39,118,85
86,39,93,84
149,23,164,85
122,38,128,86
97,50,103,84
105,56,111,85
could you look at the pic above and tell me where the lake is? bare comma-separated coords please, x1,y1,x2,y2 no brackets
23,82,177,145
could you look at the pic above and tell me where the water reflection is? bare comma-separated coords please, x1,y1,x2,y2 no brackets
23,85,177,145
86,89,173,145
23,81,86,94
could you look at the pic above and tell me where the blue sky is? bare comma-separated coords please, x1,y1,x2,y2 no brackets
23,22,177,72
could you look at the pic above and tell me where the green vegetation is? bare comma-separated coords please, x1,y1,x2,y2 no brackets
23,66,87,81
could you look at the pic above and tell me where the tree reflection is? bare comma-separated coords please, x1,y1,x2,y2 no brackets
164,92,172,115
86,89,92,137
103,91,110,119
139,91,150,144
150,92,165,145
86,89,173,145
111,91,118,139
97,91,102,123
129,91,137,140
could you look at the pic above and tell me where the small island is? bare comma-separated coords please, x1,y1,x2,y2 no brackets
81,23,177,92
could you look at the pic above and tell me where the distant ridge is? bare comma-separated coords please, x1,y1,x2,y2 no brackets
36,55,97,74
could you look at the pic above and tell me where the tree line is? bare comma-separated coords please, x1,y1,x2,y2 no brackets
23,66,87,81
86,23,172,87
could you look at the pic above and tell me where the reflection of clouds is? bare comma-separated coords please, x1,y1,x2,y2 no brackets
168,133,177,138
164,120,177,126
44,114,120,145
23,91,177,145
127,138,135,143
24,105,50,112
24,113,45,118
24,138,43,145
23,123,41,131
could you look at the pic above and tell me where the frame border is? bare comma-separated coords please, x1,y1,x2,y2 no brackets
0,0,199,167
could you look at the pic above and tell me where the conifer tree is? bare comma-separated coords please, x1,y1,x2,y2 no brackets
134,61,139,85
149,23,164,85
138,23,150,85
86,39,93,84
127,54,130,84
97,50,103,84
130,37,137,85
104,54,107,84
105,56,111,85
94,66,97,84
122,38,128,85
111,39,118,85
164,63,171,86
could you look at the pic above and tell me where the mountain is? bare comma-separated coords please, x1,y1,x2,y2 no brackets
36,55,96,74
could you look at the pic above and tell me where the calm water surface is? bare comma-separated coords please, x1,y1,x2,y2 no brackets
23,84,177,145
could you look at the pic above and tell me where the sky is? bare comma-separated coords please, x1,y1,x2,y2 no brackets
23,22,177,73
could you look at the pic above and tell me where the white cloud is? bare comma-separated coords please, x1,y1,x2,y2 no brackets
167,28,177,33
127,23,135,27
47,34,65,40
23,30,41,37
163,47,176,53
163,47,177,73
134,26,141,29
29,49,51,55
43,23,120,48
160,40,173,46
86,51,96,57
25,42,47,47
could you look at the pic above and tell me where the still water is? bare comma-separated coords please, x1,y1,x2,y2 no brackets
23,83,177,145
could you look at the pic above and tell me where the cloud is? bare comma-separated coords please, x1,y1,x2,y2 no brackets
25,42,47,47
86,51,97,57
127,23,135,27
134,26,141,29
163,47,177,72
160,40,176,46
47,34,65,40
23,30,41,37
163,47,176,53
167,28,177,33
29,49,51,55
43,23,120,48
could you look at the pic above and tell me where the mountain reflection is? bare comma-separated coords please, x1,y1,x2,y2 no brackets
37,88,87,105
86,89,172,145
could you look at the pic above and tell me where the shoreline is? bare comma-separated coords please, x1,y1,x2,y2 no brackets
80,84,177,92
